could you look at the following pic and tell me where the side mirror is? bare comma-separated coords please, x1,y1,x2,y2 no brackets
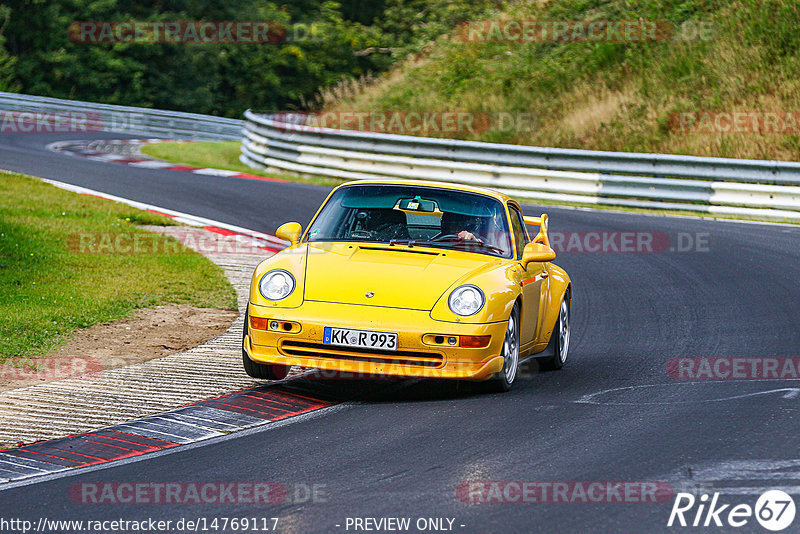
276,222,302,246
521,242,556,268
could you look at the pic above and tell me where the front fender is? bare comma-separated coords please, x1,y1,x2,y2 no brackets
537,263,571,346
249,245,307,310
429,263,520,324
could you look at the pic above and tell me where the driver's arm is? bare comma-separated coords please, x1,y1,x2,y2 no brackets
457,230,483,242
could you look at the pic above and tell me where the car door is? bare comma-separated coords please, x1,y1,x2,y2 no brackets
509,205,545,347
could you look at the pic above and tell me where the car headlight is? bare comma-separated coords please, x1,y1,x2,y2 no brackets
259,270,296,301
448,285,485,316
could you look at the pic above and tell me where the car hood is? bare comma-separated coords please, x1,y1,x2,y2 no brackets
303,242,499,311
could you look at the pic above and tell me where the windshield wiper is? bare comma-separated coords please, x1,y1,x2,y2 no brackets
387,238,505,255
388,239,435,248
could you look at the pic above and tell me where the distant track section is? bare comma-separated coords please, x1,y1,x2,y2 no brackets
241,110,800,221
0,91,242,140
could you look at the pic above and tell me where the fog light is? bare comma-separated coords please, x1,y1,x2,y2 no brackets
447,337,458,346
269,321,280,330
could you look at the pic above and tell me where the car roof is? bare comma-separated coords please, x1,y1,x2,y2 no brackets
334,179,517,206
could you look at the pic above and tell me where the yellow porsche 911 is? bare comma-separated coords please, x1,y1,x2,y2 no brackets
243,179,572,391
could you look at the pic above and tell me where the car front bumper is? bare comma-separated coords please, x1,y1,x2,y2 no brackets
244,301,507,380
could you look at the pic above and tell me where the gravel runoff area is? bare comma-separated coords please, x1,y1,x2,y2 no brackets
0,226,270,448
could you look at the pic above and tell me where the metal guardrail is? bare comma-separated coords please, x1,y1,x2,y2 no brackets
241,110,800,221
0,92,243,140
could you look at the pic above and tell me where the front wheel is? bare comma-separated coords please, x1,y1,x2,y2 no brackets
242,310,289,380
487,304,520,392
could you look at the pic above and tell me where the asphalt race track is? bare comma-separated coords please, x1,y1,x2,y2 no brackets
2,132,800,533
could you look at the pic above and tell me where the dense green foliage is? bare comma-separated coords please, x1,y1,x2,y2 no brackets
0,0,495,117
8,0,797,159
0,6,17,91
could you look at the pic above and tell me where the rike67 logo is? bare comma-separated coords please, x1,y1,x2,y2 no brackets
668,490,796,531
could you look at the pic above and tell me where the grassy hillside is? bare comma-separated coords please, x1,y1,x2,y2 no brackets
323,0,800,161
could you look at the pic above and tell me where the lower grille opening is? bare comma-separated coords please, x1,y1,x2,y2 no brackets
280,340,444,368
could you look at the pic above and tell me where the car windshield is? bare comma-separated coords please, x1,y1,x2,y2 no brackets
305,184,512,258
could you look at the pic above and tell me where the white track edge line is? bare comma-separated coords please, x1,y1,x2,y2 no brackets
37,177,287,246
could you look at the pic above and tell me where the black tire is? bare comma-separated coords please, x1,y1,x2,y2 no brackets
486,303,521,393
538,292,570,371
242,309,289,380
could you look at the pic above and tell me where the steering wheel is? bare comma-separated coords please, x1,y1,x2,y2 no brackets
349,230,374,239
431,233,460,241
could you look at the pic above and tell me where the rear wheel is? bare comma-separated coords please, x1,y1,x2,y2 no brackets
487,304,520,392
242,309,289,380
538,294,570,371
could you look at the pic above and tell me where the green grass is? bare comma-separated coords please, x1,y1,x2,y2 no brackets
140,140,346,187
325,0,800,162
0,170,237,363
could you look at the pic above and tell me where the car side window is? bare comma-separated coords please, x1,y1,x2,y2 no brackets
508,206,529,260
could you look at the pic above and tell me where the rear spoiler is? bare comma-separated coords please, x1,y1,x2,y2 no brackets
524,214,551,248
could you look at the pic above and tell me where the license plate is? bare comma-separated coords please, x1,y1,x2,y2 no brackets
323,327,398,351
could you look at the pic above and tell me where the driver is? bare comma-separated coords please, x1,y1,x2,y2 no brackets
441,211,484,242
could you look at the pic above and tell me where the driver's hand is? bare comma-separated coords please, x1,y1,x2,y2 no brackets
457,230,481,242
